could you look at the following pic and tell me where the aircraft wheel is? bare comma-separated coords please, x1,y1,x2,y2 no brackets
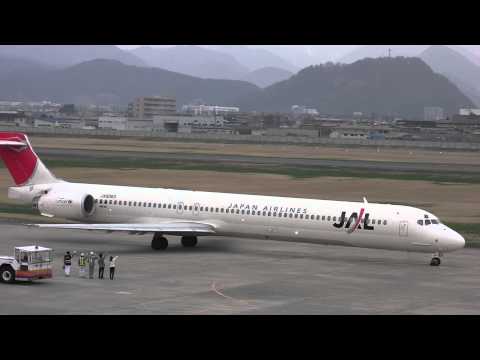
430,257,441,266
151,234,168,250
181,236,198,248
0,265,15,283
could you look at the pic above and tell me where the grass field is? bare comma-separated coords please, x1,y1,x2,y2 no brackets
38,156,480,184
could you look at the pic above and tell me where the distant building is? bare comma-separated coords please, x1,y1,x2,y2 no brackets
459,108,480,116
181,104,239,116
0,111,26,127
99,116,127,131
130,96,176,118
153,115,226,132
424,107,444,121
291,105,319,116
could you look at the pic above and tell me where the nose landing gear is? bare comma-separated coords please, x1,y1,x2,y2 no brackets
430,252,442,266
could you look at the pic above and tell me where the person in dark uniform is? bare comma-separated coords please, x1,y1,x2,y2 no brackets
98,253,105,279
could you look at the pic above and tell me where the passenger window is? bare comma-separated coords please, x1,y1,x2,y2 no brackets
143,203,147,207
148,203,152,207
220,208,224,213
123,201,127,206
417,220,423,225
153,203,157,208
273,213,277,217
333,216,336,221
289,213,293,218
383,220,387,225
284,213,288,218
168,204,172,209
322,216,325,221
190,206,193,211
173,205,176,209
200,207,203,211
216,208,219,213
311,215,315,220
241,210,245,215
327,216,331,221
263,211,266,216
178,205,182,210
95,199,98,204
294,214,298,219
247,210,250,215
316,215,320,220
163,204,167,208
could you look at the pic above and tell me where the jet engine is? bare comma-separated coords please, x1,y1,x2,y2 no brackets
34,191,96,219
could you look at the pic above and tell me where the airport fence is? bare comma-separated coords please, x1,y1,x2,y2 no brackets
2,125,480,151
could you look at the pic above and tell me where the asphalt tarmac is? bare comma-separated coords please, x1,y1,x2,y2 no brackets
0,222,478,314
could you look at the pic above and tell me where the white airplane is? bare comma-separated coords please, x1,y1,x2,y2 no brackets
0,132,465,266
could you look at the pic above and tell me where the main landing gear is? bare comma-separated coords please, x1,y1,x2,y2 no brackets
430,252,442,266
151,234,198,250
151,233,168,250
181,236,198,248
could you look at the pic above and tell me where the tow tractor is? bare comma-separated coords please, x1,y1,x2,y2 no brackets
0,246,53,283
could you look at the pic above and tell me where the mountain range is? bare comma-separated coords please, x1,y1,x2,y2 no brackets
419,46,480,106
0,45,146,68
340,45,480,106
0,45,477,118
0,58,261,107
130,45,296,86
237,57,473,118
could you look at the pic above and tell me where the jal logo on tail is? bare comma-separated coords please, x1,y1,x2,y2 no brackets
333,210,374,232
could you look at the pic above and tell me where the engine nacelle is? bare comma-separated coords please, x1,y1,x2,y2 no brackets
36,192,96,220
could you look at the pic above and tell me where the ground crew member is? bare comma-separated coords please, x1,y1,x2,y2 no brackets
78,253,87,278
109,255,118,280
98,253,105,279
88,251,98,279
63,251,72,277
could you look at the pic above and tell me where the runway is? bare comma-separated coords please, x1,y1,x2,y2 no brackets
0,222,478,314
36,148,480,174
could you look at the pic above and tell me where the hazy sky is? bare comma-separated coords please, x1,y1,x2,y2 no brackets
118,45,480,68
117,45,362,67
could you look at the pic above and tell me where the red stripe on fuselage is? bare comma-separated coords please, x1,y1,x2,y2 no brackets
347,207,365,234
0,132,37,186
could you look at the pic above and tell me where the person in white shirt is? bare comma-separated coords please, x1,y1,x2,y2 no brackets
109,255,118,280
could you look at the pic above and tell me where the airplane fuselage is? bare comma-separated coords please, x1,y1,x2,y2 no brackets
20,181,465,254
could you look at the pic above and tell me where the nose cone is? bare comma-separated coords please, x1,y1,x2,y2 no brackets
444,229,465,251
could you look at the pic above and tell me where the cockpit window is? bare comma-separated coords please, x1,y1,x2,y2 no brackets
431,219,439,224
425,219,431,225
417,220,423,226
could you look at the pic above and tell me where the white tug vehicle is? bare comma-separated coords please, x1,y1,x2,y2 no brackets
0,246,53,283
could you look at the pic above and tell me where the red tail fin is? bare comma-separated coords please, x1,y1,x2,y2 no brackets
0,132,57,186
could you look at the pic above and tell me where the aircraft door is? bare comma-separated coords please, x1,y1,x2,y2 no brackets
399,221,408,237
177,202,184,215
193,202,200,216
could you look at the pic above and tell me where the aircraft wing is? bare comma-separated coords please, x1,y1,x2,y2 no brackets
27,221,216,236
